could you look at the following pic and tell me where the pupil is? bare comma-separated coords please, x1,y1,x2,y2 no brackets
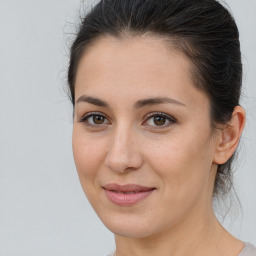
154,116,166,126
93,115,104,124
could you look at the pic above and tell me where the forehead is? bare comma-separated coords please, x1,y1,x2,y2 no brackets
75,35,209,110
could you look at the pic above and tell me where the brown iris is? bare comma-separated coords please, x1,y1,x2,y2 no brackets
153,116,166,126
93,115,105,124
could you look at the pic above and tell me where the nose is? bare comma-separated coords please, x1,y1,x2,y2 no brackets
104,126,143,173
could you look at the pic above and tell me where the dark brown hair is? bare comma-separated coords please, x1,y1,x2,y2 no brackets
68,0,242,198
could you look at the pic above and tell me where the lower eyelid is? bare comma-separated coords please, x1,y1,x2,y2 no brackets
87,115,109,125
145,118,173,128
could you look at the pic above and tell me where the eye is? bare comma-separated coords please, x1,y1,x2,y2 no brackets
143,112,176,129
79,112,111,128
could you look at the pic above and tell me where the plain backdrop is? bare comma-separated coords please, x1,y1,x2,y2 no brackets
0,0,255,255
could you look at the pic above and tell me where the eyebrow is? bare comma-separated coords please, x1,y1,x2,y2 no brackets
76,95,186,108
76,95,109,107
135,97,186,108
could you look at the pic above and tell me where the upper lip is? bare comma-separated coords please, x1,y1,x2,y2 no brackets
103,183,156,192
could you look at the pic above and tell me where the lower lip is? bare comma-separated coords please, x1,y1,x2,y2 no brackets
104,189,155,206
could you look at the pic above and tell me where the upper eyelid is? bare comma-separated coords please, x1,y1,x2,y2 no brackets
144,111,175,120
80,111,109,120
80,111,174,120
78,112,111,127
79,111,175,126
143,112,176,127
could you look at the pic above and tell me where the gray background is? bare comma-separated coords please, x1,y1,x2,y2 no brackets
0,0,255,255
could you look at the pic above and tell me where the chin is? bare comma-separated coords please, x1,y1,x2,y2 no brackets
109,225,153,239
99,212,160,239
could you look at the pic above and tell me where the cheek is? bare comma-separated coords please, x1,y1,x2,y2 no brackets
145,131,213,199
72,127,107,183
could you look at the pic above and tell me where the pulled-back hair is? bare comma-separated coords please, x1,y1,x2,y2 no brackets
68,0,242,198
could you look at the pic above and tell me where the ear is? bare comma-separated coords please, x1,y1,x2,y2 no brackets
213,106,246,165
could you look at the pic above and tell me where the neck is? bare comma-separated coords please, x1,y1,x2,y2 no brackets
114,205,241,256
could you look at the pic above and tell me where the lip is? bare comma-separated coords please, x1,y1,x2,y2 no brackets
103,183,156,206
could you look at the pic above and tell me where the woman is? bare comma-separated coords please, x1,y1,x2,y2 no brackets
68,0,256,255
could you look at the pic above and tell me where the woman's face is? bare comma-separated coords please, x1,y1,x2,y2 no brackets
72,35,219,238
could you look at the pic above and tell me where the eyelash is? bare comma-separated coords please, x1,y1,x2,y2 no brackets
79,112,110,129
78,111,176,129
143,112,176,129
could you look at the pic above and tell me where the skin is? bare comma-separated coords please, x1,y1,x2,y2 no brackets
72,35,246,256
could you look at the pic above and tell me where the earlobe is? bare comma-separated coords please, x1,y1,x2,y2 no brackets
213,106,246,165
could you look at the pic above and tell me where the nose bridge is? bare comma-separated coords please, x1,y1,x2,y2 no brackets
105,122,142,173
